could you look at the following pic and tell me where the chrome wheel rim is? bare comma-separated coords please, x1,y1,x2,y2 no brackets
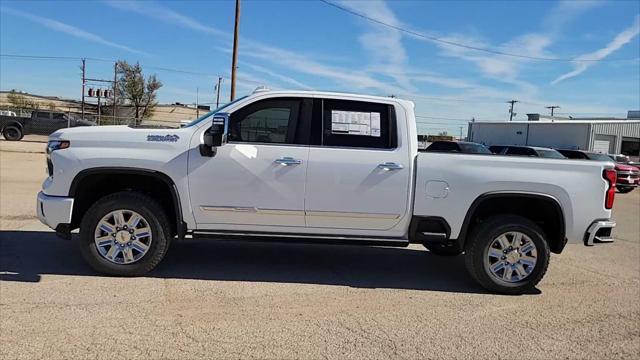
485,231,537,283
94,209,152,264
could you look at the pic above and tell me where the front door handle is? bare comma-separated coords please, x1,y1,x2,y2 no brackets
378,162,404,171
274,157,302,166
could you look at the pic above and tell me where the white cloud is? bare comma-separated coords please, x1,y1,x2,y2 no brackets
104,0,227,37
0,6,149,56
339,0,413,91
552,15,640,84
240,62,313,90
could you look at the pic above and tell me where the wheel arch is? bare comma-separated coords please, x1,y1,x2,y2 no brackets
459,192,567,254
69,167,186,239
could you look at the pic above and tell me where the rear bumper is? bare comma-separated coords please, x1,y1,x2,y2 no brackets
37,191,74,230
584,220,616,246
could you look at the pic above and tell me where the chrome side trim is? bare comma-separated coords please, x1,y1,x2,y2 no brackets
200,206,399,219
305,211,400,219
421,231,447,238
585,220,616,246
200,206,304,216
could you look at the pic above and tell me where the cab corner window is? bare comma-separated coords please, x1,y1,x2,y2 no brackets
228,98,305,145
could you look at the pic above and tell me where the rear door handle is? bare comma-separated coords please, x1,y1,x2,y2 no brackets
274,157,302,166
378,162,404,171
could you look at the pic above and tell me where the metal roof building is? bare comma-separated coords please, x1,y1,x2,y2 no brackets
467,113,640,158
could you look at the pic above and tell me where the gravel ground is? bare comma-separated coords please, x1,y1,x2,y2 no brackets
1,141,638,359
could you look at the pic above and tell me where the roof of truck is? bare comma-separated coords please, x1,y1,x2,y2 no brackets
249,88,415,108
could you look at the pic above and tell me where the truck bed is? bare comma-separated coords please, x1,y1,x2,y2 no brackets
413,152,613,243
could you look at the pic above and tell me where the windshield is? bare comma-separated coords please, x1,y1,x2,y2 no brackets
182,96,247,127
459,143,492,154
535,149,566,159
586,153,612,161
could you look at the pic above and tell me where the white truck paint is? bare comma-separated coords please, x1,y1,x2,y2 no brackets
37,89,617,294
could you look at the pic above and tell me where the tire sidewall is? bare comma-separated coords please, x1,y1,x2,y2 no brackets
3,126,23,141
469,217,550,293
79,193,170,276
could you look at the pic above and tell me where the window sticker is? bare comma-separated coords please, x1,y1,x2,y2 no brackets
331,110,381,137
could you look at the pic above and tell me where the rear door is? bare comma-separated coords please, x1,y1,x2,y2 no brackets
304,98,411,233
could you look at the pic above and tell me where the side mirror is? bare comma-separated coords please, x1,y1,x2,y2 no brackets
199,112,229,157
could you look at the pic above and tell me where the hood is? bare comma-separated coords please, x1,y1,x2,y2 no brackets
615,163,639,172
49,125,192,150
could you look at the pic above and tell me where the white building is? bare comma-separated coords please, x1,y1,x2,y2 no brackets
468,112,640,157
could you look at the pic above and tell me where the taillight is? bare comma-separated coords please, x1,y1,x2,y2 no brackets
603,169,616,209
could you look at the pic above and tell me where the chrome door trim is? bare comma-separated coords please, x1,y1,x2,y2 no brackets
305,210,400,219
200,206,305,216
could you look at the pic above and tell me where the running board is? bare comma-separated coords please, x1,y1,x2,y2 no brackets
191,230,410,247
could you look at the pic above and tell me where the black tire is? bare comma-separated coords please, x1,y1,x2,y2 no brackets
617,186,634,194
2,125,23,141
79,191,172,276
424,244,462,256
464,215,550,295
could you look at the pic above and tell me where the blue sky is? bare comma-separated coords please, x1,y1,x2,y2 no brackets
1,0,639,134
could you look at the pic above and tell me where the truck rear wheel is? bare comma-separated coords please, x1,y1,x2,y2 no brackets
464,215,550,295
79,191,171,276
2,125,23,141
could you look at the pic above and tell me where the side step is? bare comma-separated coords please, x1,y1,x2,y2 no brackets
191,230,410,247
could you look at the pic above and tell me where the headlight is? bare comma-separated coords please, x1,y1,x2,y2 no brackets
46,140,69,177
46,140,70,154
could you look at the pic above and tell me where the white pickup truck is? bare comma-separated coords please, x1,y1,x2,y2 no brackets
37,89,617,294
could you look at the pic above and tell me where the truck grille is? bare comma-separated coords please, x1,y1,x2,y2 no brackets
47,158,53,177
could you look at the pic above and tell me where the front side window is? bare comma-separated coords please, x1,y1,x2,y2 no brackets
228,98,303,145
459,143,492,154
536,149,566,159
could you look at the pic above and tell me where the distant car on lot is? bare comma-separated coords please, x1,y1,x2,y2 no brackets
557,149,639,193
608,154,639,167
424,140,492,154
489,145,566,159
0,110,96,141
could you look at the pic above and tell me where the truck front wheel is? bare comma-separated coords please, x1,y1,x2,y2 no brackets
79,191,171,276
464,215,550,295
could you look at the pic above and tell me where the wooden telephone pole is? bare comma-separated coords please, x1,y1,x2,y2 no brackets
507,100,518,122
230,0,241,101
546,105,560,116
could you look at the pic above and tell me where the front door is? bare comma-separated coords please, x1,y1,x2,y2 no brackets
188,97,311,229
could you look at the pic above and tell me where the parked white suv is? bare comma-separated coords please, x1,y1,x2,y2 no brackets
37,89,617,294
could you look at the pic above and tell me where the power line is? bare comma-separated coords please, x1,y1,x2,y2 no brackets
318,0,638,63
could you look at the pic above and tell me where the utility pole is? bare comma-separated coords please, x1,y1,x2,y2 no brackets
230,0,240,101
546,105,560,117
507,100,518,121
97,89,101,125
113,62,118,123
81,58,86,120
196,87,199,118
459,126,464,140
215,77,222,108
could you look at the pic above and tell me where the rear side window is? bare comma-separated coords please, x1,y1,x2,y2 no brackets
506,147,536,156
489,145,506,154
318,99,396,149
459,143,492,154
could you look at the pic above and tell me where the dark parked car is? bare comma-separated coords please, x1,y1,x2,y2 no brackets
489,145,566,159
557,149,639,193
424,141,492,154
0,110,96,141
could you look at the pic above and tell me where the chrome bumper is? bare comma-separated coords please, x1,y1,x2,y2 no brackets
584,220,616,246
37,191,74,230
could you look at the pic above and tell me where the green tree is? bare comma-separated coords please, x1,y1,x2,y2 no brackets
115,61,162,124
